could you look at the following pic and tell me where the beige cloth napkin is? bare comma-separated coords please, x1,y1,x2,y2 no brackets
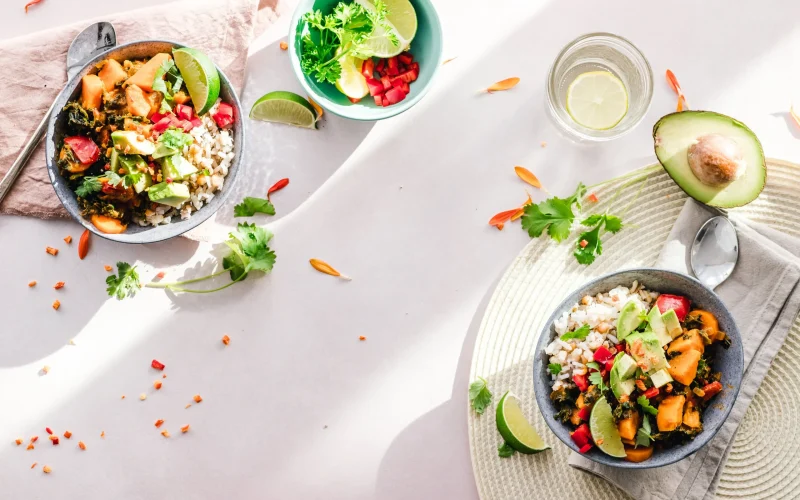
0,0,280,219
568,199,800,500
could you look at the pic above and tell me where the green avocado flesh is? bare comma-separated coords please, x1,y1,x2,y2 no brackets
653,111,766,208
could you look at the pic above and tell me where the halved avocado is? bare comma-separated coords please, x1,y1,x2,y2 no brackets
653,111,766,208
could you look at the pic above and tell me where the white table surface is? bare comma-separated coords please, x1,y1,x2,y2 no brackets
3,1,800,499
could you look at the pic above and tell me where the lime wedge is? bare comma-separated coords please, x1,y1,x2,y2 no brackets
335,54,369,99
173,47,221,115
496,391,550,454
354,0,417,58
589,396,627,458
250,91,317,129
566,71,628,130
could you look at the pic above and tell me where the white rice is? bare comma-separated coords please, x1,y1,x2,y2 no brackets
544,281,660,391
134,100,235,227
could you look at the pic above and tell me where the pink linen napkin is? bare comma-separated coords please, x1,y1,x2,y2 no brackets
0,0,279,219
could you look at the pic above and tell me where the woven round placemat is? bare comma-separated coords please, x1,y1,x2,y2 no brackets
468,159,800,500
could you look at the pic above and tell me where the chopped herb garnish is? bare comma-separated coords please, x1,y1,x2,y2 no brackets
498,442,516,458
233,197,276,217
469,377,493,415
75,176,103,197
548,363,562,375
560,324,590,341
637,395,659,416
636,414,653,447
106,262,141,300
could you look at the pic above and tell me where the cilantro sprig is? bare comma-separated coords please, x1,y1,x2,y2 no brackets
106,262,141,300
548,363,562,375
75,176,103,197
574,213,623,265
152,59,183,113
636,414,653,447
637,395,659,416
299,0,398,84
498,442,516,458
560,324,590,341
234,197,276,217
469,377,493,415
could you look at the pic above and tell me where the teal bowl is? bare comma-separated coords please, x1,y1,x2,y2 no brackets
288,0,443,120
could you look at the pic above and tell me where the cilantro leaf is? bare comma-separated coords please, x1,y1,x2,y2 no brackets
560,324,590,341
603,214,623,233
521,197,575,242
548,363,562,375
637,395,659,416
469,377,493,415
580,214,604,226
498,442,516,458
636,414,653,447
159,129,193,150
106,262,140,300
225,222,277,279
585,362,601,371
75,176,103,197
574,223,603,265
588,370,605,391
233,197,276,218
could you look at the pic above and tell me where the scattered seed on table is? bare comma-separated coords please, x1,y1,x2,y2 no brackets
52,300,60,311
161,430,170,438
154,381,162,390
78,441,86,450
30,462,37,469
41,366,50,374
100,431,105,438
26,443,34,450
28,281,36,287
359,336,366,341
42,465,52,474
49,436,59,445
45,427,53,435
15,438,22,445
541,141,547,148
180,424,190,433
121,395,125,399
155,272,165,279
185,404,191,409
162,374,167,379
193,394,202,403
140,393,147,401
63,236,72,244
68,339,75,345
154,419,164,428
63,431,72,439
54,282,65,290
222,335,230,345
104,265,113,272
279,40,288,50
30,436,38,443
45,247,58,256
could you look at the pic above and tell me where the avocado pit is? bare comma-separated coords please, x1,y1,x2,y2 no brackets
687,134,746,187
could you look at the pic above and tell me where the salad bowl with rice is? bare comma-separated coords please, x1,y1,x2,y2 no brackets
46,40,244,243
533,269,744,468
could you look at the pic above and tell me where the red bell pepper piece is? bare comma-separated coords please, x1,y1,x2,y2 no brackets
391,77,404,89
387,56,399,76
398,53,413,65
151,359,165,370
361,59,375,80
570,423,592,448
174,104,193,121
381,95,390,107
380,76,392,91
577,405,591,421
643,386,659,399
150,112,166,124
656,294,690,322
384,87,406,105
190,117,203,129
179,120,194,132
366,78,385,97
63,136,100,165
578,443,593,454
373,95,383,106
400,82,410,94
603,359,615,373
375,58,386,74
572,373,589,392
593,345,614,364
152,116,173,134
702,381,723,401
212,102,235,129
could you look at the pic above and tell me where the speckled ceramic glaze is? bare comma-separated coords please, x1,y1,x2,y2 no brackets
288,0,443,121
533,268,744,469
45,40,244,244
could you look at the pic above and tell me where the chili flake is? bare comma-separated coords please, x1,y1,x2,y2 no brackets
45,247,58,256
359,336,366,341
52,300,60,310
31,436,38,443
154,419,165,428
587,193,599,203
30,462,37,469
26,443,34,450
104,265,113,272
78,441,86,450
28,281,36,287
185,404,191,409
64,236,72,244
155,271,166,279
42,366,50,374
49,436,59,445
15,438,22,445
279,40,288,50
151,359,165,370
154,380,162,390
162,374,167,378
221,335,230,345
45,427,53,435
161,430,170,438
42,465,52,474
579,239,589,248
54,282,65,290
180,424,190,433
63,431,72,439
100,431,105,438
193,394,203,403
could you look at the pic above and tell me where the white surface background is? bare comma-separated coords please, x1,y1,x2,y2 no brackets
2,1,800,499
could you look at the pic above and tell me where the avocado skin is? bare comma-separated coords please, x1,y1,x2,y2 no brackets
653,110,766,208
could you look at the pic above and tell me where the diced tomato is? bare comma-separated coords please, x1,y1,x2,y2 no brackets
391,78,404,89
398,53,413,65
643,387,660,399
373,95,383,106
387,56,398,76
348,97,361,104
63,136,100,165
212,102,235,129
380,76,392,91
366,78,384,97
572,373,589,392
577,405,591,421
381,95,390,107
593,345,614,364
702,381,723,401
375,58,385,74
152,116,173,134
579,443,593,454
361,59,375,80
150,112,166,124
151,359,165,370
571,423,592,448
385,87,406,105
190,117,202,129
400,82,410,94
656,294,690,322
603,359,615,373
180,120,195,132
174,104,193,121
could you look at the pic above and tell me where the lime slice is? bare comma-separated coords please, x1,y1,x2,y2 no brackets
496,391,550,454
249,91,317,129
354,0,417,58
335,54,369,99
173,48,221,115
566,71,628,130
589,396,627,458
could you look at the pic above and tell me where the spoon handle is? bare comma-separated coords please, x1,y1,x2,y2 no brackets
0,99,59,204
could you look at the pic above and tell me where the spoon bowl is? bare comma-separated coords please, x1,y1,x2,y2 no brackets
691,215,739,289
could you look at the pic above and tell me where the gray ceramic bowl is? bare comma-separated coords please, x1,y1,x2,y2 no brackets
533,268,744,469
45,40,245,244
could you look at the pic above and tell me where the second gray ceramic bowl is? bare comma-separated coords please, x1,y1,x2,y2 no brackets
533,268,744,469
45,40,245,244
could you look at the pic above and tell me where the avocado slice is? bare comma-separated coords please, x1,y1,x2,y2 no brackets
649,368,673,388
662,309,682,339
111,130,156,156
157,154,198,181
646,307,672,347
148,182,190,208
610,353,638,399
152,143,179,159
654,111,766,208
626,331,669,373
616,300,644,341
117,155,151,193
109,148,120,172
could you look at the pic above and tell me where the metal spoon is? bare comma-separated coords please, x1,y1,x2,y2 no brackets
691,214,739,289
0,22,116,203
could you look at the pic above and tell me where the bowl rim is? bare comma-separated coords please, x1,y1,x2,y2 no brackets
532,267,744,469
45,39,245,244
287,0,443,121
